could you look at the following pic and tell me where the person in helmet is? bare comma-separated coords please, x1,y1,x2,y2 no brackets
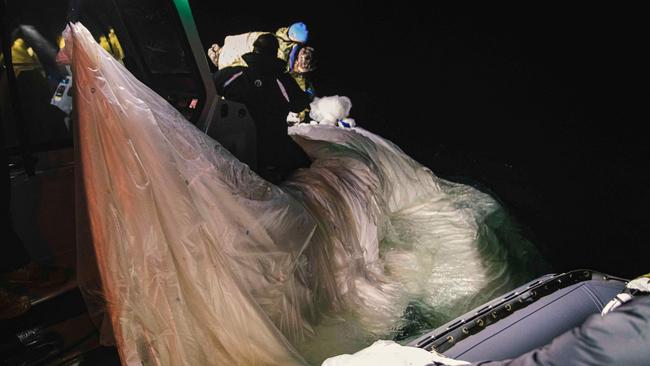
277,21,309,65
208,22,309,70
275,22,317,102
207,22,317,103
213,33,311,183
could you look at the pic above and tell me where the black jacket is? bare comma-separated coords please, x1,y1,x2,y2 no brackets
214,52,310,182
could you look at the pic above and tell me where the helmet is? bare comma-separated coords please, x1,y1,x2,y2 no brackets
288,22,308,44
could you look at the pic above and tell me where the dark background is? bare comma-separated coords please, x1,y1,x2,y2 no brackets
3,1,646,278
191,3,648,278
0,3,644,364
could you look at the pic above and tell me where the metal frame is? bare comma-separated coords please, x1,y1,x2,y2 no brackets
171,0,218,132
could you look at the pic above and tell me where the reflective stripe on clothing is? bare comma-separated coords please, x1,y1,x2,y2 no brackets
276,79,290,103
223,71,244,88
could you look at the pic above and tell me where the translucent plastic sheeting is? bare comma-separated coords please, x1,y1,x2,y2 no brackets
287,125,545,364
322,340,469,366
64,22,545,366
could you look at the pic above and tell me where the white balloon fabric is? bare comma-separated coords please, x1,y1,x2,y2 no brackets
65,22,542,366
321,340,469,366
309,95,354,126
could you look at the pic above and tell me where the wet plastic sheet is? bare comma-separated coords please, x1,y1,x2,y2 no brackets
321,340,469,366
65,22,542,366
287,125,541,363
66,23,309,365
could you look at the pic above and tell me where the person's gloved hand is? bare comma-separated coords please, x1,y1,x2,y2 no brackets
286,112,301,125
602,273,650,315
207,43,221,68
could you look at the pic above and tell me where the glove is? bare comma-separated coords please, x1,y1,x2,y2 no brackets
602,273,650,315
207,43,221,67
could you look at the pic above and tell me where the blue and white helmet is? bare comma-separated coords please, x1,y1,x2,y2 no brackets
288,22,308,44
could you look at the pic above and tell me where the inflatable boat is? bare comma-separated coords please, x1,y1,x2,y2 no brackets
408,269,627,362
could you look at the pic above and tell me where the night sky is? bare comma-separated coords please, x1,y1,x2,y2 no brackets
192,3,648,278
